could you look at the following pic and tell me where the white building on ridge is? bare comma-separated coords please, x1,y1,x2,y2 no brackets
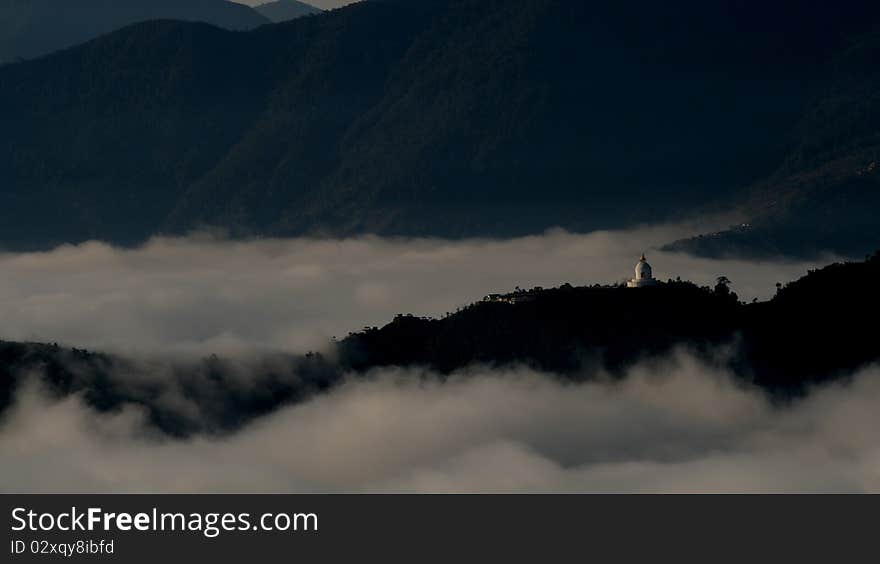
627,253,658,288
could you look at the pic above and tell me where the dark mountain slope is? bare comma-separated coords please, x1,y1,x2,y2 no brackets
665,31,880,258
342,282,742,375
283,0,879,237
172,0,880,238
0,341,340,436
165,2,438,237
0,0,268,64
2,0,880,248
0,21,277,247
0,2,427,248
255,0,321,23
738,251,880,389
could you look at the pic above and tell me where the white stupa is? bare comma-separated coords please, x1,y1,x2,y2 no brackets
627,253,658,288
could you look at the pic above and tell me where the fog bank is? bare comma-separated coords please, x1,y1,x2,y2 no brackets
2,353,879,493
0,226,836,355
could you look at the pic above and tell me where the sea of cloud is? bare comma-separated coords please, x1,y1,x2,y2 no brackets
0,226,867,492
0,224,836,355
2,352,879,492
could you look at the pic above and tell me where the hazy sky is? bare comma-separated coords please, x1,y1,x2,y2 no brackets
233,0,360,10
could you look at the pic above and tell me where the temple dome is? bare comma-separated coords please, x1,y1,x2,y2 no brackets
634,254,652,280
627,253,657,288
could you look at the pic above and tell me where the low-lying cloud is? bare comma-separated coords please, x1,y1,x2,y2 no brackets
0,226,861,492
0,225,837,355
2,352,878,492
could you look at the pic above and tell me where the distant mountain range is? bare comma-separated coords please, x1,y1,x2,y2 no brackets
2,250,878,436
1,0,879,256
255,0,321,23
0,0,268,64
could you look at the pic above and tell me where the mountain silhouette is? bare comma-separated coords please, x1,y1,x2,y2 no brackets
1,0,879,254
0,0,268,64
341,251,880,392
